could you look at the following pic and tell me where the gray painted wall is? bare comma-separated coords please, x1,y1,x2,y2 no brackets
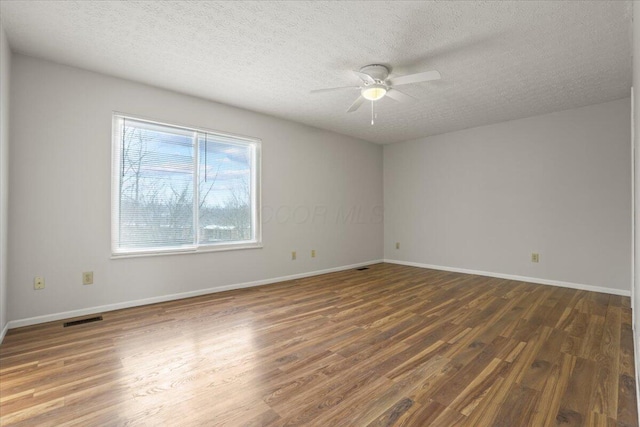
7,54,383,322
3,51,634,330
0,24,10,335
384,98,632,292
632,0,640,378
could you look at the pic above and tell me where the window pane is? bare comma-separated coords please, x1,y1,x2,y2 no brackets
113,114,260,256
118,120,195,250
198,135,252,244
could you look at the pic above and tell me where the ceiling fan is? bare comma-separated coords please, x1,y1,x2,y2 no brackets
311,64,441,113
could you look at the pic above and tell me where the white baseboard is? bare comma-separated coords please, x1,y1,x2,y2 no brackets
6,258,628,332
384,259,631,297
7,259,383,330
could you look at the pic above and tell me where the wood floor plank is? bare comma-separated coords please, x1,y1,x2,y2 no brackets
519,327,567,391
392,400,447,427
618,373,639,426
491,383,540,427
530,351,576,427
557,356,598,426
0,263,636,426
365,397,414,427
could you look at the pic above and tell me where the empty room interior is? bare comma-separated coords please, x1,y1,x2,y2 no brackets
1,1,640,426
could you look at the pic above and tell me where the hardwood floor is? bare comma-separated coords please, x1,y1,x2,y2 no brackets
0,263,637,426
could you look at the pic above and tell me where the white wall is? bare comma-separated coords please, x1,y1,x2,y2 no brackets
384,98,631,293
8,54,383,323
0,24,10,336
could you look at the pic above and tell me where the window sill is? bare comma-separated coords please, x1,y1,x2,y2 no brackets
111,242,263,259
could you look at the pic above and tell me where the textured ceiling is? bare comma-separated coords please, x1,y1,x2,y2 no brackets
0,1,632,144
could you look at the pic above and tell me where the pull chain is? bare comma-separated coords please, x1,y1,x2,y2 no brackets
370,101,378,125
371,101,374,125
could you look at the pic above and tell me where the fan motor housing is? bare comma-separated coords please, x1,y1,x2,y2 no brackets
359,64,389,82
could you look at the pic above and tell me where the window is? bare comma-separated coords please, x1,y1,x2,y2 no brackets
112,114,261,256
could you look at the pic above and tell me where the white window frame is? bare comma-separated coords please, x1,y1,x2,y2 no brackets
111,113,262,258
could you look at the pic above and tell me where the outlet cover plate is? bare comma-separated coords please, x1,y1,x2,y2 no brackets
83,272,94,285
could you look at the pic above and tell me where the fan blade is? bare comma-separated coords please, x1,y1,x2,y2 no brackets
389,70,441,86
347,96,365,113
352,71,375,83
385,88,417,103
310,86,360,94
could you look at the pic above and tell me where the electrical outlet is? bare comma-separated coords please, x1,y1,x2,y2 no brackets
34,276,45,290
531,253,539,263
83,271,94,285
396,242,400,250
311,249,316,258
292,251,296,261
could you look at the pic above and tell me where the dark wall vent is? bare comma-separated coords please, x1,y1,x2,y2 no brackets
63,316,103,327
356,267,369,271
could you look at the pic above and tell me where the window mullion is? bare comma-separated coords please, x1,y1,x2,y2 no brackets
193,132,200,246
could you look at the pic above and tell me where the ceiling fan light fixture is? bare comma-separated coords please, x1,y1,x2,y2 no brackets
361,84,387,101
